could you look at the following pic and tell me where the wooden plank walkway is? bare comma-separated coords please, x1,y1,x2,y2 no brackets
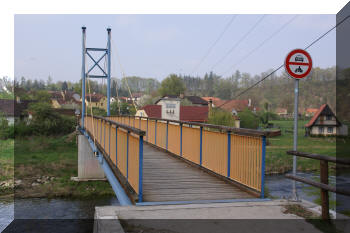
142,144,254,202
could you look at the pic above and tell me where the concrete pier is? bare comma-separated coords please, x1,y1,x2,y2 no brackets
72,134,105,181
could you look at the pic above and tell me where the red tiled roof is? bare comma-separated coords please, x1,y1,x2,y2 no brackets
180,106,208,122
305,104,327,127
141,105,161,118
216,99,251,112
202,97,222,103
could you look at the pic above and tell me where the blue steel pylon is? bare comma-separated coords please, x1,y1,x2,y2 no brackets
81,27,111,129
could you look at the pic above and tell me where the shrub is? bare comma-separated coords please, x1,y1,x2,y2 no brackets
238,108,260,129
24,102,75,136
208,109,236,127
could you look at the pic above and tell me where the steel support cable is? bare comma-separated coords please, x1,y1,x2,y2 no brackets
210,15,267,72
221,15,298,76
206,14,349,114
110,41,121,114
111,38,138,111
191,15,237,75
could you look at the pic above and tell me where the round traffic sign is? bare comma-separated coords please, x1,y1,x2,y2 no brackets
284,49,312,79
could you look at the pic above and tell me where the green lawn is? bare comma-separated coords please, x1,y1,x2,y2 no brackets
0,139,14,196
265,120,337,174
0,134,114,199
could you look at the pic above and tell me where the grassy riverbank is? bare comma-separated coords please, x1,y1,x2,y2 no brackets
0,134,114,199
265,120,339,174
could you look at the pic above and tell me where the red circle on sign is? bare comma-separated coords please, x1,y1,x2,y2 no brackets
284,49,312,79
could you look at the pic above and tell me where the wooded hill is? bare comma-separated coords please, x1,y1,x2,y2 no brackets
7,66,336,112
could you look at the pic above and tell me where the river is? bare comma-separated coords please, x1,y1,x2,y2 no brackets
1,172,349,232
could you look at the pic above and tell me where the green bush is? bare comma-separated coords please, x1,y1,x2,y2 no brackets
24,102,75,136
238,108,260,129
208,109,236,127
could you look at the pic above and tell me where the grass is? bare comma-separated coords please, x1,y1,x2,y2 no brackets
0,139,14,195
265,120,338,174
0,133,114,199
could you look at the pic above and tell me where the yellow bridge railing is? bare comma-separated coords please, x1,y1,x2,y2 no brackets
82,115,145,202
107,115,267,197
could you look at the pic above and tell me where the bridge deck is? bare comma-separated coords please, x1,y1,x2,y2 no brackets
143,144,254,202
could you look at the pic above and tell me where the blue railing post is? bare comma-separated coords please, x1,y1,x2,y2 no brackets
166,121,169,150
200,126,203,166
227,131,231,178
261,136,266,198
180,123,183,156
126,131,129,179
155,120,157,145
139,117,141,129
138,135,144,202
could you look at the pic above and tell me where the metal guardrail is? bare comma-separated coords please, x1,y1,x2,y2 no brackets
107,115,267,197
286,150,350,220
82,115,145,202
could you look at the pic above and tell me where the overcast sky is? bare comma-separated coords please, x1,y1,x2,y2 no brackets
14,14,335,82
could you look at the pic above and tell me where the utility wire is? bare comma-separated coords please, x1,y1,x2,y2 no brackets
191,15,237,75
210,14,349,112
210,15,267,71
221,15,298,76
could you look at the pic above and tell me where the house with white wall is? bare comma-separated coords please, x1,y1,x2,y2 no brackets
305,104,348,136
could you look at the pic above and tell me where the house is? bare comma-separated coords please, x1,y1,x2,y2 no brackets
154,96,181,121
82,93,107,111
126,92,144,103
202,97,222,107
0,98,35,124
305,104,348,136
49,90,80,109
305,108,319,117
136,105,161,118
136,103,208,122
275,108,288,116
215,99,256,115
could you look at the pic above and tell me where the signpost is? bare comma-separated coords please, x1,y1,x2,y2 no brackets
284,49,312,200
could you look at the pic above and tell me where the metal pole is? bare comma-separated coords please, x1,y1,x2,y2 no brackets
292,79,299,200
81,27,86,129
107,28,112,116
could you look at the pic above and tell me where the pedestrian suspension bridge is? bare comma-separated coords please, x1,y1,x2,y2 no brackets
78,27,267,206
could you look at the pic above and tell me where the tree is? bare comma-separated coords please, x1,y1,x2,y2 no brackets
62,81,68,91
158,74,185,96
33,90,51,103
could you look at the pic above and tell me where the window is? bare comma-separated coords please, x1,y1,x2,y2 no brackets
326,115,332,120
327,127,333,133
319,127,324,134
166,103,176,109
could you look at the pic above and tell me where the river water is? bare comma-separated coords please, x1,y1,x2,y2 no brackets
1,172,349,231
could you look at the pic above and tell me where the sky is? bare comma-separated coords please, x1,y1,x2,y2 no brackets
14,14,336,82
